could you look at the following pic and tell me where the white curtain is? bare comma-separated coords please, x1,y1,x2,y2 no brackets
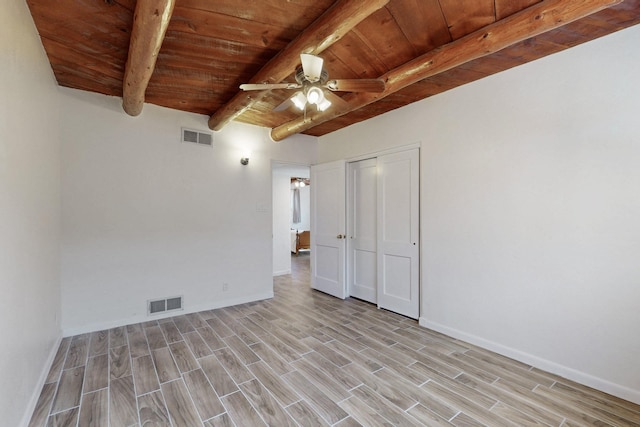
292,188,301,223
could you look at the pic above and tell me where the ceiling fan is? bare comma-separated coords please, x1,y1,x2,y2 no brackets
239,53,385,113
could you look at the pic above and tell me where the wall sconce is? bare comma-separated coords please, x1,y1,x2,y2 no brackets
240,150,251,166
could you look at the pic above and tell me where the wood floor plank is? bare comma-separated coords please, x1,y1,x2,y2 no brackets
455,373,564,426
339,395,395,427
132,354,160,396
494,378,617,426
551,381,640,424
78,389,108,427
421,379,515,427
138,390,171,426
169,340,200,373
109,326,127,348
183,369,225,421
63,334,89,370
450,411,486,427
214,347,254,384
304,351,362,390
226,321,261,346
51,366,85,413
333,415,364,427
204,413,234,427
151,347,180,383
183,331,213,358
407,404,453,427
538,369,640,416
361,347,429,386
161,379,203,427
47,407,79,427
126,323,143,334
197,326,226,351
240,378,298,427
159,320,183,344
173,315,196,334
206,316,235,338
109,376,138,427
283,370,349,425
534,385,635,427
342,364,417,411
45,338,71,384
292,355,352,401
246,361,300,406
185,312,208,329
351,384,423,427
490,401,549,426
127,330,150,359
145,325,168,350
237,317,269,338
221,390,267,426
88,330,109,357
403,362,497,410
285,400,330,427
199,355,239,397
258,332,302,363
28,382,56,427
84,354,109,393
248,341,293,375
109,345,131,380
302,336,351,367
323,340,383,373
224,334,260,365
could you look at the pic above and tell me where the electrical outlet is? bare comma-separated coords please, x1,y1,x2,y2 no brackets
222,283,228,292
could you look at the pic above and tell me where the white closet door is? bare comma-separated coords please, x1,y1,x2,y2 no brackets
347,158,377,303
311,160,347,299
377,148,420,318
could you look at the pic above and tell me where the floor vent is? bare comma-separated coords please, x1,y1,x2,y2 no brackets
148,296,183,315
182,128,213,147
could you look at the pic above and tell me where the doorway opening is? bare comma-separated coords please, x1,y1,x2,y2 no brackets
272,162,311,278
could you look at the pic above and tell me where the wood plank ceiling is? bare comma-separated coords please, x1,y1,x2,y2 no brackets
27,0,640,140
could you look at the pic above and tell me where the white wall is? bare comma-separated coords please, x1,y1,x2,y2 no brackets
318,26,640,404
0,1,62,425
60,88,316,335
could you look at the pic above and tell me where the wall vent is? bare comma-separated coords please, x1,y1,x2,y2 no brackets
181,128,213,147
148,296,183,315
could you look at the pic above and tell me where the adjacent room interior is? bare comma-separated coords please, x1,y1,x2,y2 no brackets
3,0,640,426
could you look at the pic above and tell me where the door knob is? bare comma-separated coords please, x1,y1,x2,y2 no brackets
337,234,344,239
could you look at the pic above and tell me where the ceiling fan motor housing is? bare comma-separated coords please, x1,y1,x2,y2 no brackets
295,67,329,85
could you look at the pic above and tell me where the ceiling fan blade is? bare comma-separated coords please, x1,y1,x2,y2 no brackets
300,53,324,82
325,79,385,93
323,91,350,110
239,83,300,91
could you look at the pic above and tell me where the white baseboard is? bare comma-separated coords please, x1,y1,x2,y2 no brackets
63,291,274,337
19,333,63,427
273,269,291,276
419,317,640,405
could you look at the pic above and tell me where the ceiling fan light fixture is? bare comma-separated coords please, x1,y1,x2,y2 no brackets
291,92,307,110
306,86,324,105
317,98,332,112
300,53,324,82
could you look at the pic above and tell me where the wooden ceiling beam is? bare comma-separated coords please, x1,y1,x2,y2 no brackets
270,0,621,141
207,0,390,132
122,0,176,116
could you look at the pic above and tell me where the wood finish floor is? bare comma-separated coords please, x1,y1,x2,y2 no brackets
30,253,640,426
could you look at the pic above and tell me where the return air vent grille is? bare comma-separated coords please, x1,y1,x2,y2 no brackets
181,128,213,147
148,296,183,315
